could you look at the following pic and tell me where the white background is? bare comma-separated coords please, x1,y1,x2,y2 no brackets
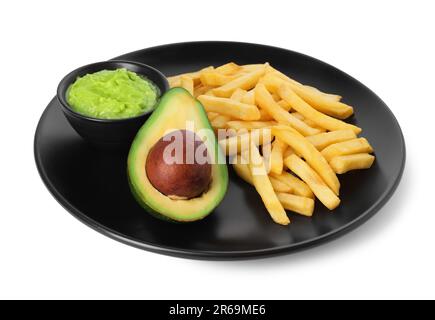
1,0,434,300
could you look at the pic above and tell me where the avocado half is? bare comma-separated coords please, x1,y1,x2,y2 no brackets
127,87,229,222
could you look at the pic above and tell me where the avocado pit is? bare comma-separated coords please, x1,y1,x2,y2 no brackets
146,130,212,199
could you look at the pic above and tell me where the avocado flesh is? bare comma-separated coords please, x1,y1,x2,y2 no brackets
127,88,229,222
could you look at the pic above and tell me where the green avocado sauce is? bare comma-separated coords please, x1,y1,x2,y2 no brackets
67,68,159,119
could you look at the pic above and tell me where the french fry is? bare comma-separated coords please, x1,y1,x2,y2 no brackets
213,66,266,97
226,120,277,130
262,141,272,173
304,85,341,102
304,119,325,131
255,84,321,136
219,128,273,156
289,83,353,119
200,71,239,86
210,115,232,129
204,89,215,96
232,156,253,184
330,153,375,174
197,95,261,121
260,72,287,92
215,62,242,75
241,90,255,105
272,126,340,195
321,138,374,162
194,85,213,98
288,112,324,132
168,78,181,88
258,109,273,121
306,130,357,150
232,156,291,193
291,112,304,121
266,69,352,119
180,76,194,95
271,92,281,102
270,138,287,175
269,171,314,199
276,193,315,217
277,100,292,111
230,88,248,102
233,157,312,216
243,144,290,225
241,64,265,72
269,177,292,193
266,65,340,99
167,66,214,87
284,154,340,210
279,84,361,133
283,147,294,159
207,112,219,121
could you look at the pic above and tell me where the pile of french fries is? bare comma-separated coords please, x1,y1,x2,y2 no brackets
168,62,375,225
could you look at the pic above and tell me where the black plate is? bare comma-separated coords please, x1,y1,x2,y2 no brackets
34,41,405,259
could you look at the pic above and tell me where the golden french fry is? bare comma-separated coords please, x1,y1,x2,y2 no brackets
290,112,324,131
204,89,215,96
291,112,304,121
241,64,265,72
259,71,284,92
241,90,255,105
210,114,232,129
258,109,273,121
269,171,314,199
215,62,242,75
284,154,340,210
232,156,253,184
321,138,374,162
219,128,273,156
306,130,357,150
276,193,315,217
180,76,194,95
270,138,287,175
233,157,311,215
207,112,219,121
213,66,266,97
265,69,353,119
230,88,248,102
283,147,294,159
227,120,277,130
194,85,212,98
304,119,325,131
167,66,214,87
277,100,292,111
272,127,340,195
255,84,321,136
197,95,260,121
168,78,181,88
266,65,339,99
269,176,292,193
271,92,281,102
330,153,375,174
200,71,239,86
279,84,361,133
232,156,291,193
289,84,353,119
304,85,341,102
243,143,290,225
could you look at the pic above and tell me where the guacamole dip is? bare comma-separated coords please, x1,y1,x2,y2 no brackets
67,68,159,119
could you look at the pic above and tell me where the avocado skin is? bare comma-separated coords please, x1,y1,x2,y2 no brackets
127,87,228,222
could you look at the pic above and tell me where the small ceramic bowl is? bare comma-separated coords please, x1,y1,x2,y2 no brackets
57,60,169,146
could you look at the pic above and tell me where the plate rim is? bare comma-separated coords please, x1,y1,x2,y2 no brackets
34,41,406,260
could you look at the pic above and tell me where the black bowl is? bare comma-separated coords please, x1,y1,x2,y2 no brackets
57,60,169,147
